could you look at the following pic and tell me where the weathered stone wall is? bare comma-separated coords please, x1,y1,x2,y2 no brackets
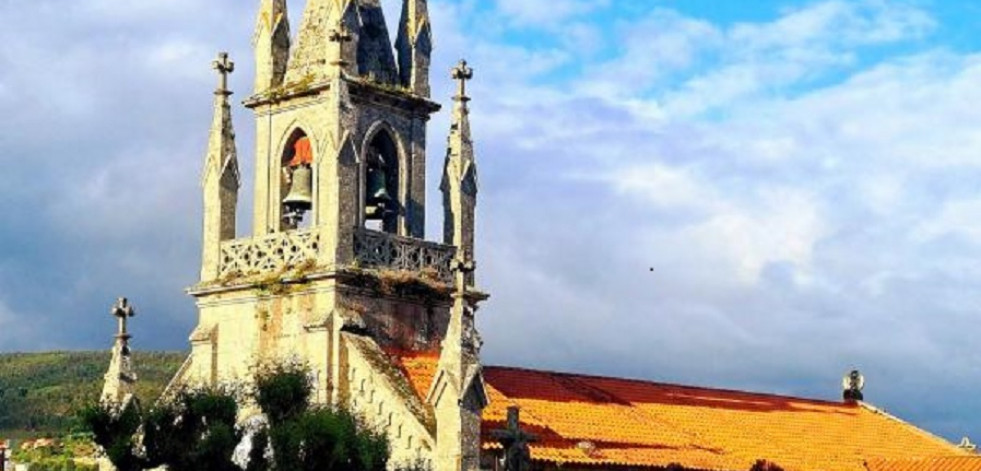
186,280,338,398
344,333,436,468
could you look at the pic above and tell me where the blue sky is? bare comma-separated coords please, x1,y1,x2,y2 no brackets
1,0,981,443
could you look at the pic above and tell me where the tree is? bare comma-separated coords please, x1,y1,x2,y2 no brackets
78,401,142,471
142,387,242,471
79,361,392,471
249,361,390,471
80,387,241,471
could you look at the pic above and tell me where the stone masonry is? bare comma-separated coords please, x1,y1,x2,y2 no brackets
168,1,485,470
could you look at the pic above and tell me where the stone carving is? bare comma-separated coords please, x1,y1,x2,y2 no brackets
354,228,456,283
490,407,537,471
212,52,235,95
218,229,320,278
101,298,138,405
451,59,474,101
842,369,865,402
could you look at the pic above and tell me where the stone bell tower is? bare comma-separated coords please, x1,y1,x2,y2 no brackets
173,1,487,469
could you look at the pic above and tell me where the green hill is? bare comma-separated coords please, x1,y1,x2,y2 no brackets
0,351,186,434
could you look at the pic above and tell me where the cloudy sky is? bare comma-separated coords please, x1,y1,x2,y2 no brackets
3,0,981,441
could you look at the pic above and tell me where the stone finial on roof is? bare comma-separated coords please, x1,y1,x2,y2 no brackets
442,59,478,286
212,52,235,96
843,369,865,402
451,59,473,102
101,298,138,406
201,52,240,281
960,437,977,452
490,407,538,471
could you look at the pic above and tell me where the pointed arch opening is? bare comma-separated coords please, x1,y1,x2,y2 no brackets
364,128,400,234
282,128,314,230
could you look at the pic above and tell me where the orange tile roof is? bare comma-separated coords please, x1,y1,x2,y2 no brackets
385,349,440,401
865,457,981,471
483,367,966,471
385,354,966,471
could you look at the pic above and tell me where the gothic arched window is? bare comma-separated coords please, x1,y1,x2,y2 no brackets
364,130,399,234
282,129,314,230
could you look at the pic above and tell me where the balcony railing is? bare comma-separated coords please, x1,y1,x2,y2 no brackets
218,229,320,278
215,228,456,284
354,229,457,284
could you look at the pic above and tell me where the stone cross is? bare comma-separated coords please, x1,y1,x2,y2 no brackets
490,407,537,471
111,297,136,340
452,59,474,100
212,52,235,95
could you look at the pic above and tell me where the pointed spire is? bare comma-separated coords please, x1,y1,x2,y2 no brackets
442,60,478,268
204,52,240,188
435,63,485,468
253,0,291,93
286,0,359,83
397,0,433,96
286,0,399,85
357,0,400,84
101,298,138,406
201,52,240,281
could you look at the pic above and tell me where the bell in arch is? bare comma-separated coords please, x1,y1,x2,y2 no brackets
283,164,313,219
365,166,394,219
284,164,314,211
282,136,315,226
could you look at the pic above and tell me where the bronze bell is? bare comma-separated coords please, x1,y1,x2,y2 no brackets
283,164,314,213
365,167,394,219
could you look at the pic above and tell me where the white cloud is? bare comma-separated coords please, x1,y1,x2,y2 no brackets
580,0,937,116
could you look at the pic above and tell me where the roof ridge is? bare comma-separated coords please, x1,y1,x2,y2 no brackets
485,365,851,407
858,402,966,456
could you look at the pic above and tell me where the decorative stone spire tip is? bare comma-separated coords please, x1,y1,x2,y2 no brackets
452,59,473,102
212,51,235,96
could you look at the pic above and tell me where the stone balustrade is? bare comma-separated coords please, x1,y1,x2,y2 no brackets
354,229,457,284
215,228,456,283
218,229,321,278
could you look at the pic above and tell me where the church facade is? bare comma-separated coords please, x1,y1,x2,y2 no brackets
165,1,975,470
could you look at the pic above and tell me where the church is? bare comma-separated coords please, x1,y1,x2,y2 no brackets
146,1,979,470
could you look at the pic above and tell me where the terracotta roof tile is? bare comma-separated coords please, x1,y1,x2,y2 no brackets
483,367,966,471
386,349,440,401
385,356,966,471
866,457,981,471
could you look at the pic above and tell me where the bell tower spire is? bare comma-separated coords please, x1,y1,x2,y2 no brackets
433,60,486,471
396,0,433,96
442,59,478,275
253,0,290,94
200,52,240,282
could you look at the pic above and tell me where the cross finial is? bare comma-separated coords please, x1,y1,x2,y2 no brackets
212,52,235,96
452,59,474,101
490,406,537,471
111,297,136,339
